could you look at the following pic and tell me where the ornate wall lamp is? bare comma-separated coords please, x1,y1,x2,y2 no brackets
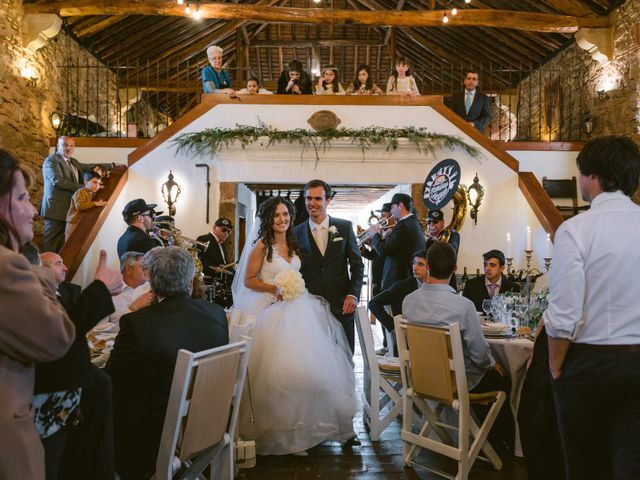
161,170,182,216
583,116,594,136
466,173,484,225
49,111,63,134
20,64,38,87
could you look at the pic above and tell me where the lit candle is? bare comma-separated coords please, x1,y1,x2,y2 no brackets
526,226,532,251
546,233,552,258
506,232,512,258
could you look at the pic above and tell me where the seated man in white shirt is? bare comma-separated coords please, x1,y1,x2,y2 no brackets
402,241,513,453
91,251,152,334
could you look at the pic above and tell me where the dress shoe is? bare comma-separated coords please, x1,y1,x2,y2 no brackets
375,347,388,356
342,435,361,448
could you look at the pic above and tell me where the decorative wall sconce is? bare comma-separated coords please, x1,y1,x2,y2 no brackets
161,170,182,216
49,111,63,132
583,117,593,135
20,65,38,87
466,173,484,225
596,90,610,101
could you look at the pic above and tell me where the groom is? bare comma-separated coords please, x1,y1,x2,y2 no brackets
294,179,364,353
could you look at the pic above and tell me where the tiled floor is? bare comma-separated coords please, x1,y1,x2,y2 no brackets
237,324,529,480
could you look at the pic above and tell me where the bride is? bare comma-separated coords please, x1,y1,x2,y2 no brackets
233,196,357,455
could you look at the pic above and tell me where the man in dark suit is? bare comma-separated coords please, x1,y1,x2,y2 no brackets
369,249,428,342
445,71,492,131
371,193,425,291
40,136,107,252
294,179,364,353
197,217,233,274
463,249,519,311
106,246,228,480
117,198,162,258
37,251,122,480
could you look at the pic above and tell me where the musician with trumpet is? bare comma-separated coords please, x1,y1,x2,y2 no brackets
117,198,164,258
359,203,392,299
370,193,425,291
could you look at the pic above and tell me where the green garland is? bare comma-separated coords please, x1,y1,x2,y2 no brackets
173,124,480,167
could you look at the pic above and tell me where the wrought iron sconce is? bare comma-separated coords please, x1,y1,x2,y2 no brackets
20,65,38,87
49,111,63,133
466,173,484,225
161,170,182,217
583,116,593,135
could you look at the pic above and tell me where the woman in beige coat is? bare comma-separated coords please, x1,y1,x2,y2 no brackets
0,149,75,480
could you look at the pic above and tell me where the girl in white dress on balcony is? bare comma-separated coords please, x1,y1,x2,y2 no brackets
233,196,356,455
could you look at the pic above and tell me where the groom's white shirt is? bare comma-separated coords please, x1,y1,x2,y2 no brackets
309,216,330,255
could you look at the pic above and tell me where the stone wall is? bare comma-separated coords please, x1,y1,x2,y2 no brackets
516,0,640,142
0,0,118,226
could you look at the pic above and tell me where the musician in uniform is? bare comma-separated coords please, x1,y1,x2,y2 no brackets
117,199,163,258
197,217,234,307
425,209,460,291
360,203,391,299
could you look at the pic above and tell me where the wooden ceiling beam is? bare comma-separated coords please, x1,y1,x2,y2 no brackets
252,39,383,47
25,2,610,33
74,15,128,37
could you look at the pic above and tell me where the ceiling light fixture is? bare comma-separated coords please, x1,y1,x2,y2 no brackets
177,0,183,4
194,4,201,19
185,3,191,14
442,12,449,24
465,0,471,3
313,0,322,3
451,7,458,15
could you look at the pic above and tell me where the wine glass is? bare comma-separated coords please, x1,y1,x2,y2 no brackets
482,299,493,321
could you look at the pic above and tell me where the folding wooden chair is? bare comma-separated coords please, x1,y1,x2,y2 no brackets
394,316,505,480
356,305,403,441
154,339,252,480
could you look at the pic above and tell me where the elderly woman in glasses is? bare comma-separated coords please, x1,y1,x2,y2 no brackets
201,45,236,97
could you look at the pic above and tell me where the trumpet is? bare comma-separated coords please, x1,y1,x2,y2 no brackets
357,217,395,247
152,224,210,252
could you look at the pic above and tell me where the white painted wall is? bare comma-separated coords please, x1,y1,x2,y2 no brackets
70,105,578,286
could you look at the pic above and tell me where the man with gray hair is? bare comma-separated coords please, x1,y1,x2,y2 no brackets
106,246,228,480
91,251,152,334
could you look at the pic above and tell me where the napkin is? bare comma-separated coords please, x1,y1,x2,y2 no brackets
482,322,509,334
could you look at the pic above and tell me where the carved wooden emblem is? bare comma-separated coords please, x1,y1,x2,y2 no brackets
307,110,341,131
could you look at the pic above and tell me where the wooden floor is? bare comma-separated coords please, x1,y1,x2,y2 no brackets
237,326,530,480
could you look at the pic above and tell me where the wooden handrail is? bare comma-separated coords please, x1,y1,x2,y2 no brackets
60,164,128,279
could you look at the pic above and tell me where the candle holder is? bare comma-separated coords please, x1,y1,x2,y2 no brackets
506,249,546,304
543,257,552,271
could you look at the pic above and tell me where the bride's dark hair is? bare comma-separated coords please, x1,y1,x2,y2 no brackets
256,196,300,262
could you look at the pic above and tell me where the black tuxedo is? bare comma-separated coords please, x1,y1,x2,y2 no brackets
446,90,492,131
106,295,228,480
294,216,364,351
368,277,419,334
372,215,425,291
463,274,520,311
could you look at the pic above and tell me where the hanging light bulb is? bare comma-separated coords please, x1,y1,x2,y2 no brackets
185,3,191,14
313,0,321,3
177,0,183,4
465,0,471,3
451,7,458,15
194,4,201,19
442,12,449,23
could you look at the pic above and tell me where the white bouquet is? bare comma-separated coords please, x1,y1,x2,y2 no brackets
274,269,306,301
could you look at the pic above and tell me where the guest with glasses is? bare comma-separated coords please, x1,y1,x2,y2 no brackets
117,199,163,258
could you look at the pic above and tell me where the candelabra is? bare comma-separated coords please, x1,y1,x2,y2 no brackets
506,250,551,304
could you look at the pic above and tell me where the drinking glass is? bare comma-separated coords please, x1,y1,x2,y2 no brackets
482,299,493,320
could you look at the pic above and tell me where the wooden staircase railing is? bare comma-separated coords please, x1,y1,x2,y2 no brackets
59,164,128,279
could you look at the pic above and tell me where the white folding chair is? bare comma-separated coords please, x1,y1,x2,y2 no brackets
394,316,505,480
356,305,403,441
154,339,252,480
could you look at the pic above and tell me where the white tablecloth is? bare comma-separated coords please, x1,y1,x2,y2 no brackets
488,337,534,456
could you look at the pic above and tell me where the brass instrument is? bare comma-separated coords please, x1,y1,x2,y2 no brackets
151,222,210,276
357,216,396,247
422,185,468,243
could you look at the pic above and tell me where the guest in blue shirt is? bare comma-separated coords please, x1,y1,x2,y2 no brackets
201,45,236,96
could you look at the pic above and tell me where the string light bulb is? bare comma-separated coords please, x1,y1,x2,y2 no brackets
177,0,183,4
451,7,458,15
442,12,449,23
465,0,471,3
184,3,191,14
194,4,201,19
313,0,321,3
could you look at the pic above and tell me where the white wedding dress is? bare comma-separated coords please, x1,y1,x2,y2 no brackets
234,248,357,455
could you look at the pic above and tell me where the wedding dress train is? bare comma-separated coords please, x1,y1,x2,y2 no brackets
234,250,357,455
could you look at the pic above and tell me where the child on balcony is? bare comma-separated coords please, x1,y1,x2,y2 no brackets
315,65,346,95
65,171,106,241
386,57,420,97
237,77,273,95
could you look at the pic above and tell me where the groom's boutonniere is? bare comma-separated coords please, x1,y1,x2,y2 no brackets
328,225,343,242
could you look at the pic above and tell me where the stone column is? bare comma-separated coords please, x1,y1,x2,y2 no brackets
219,182,237,263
